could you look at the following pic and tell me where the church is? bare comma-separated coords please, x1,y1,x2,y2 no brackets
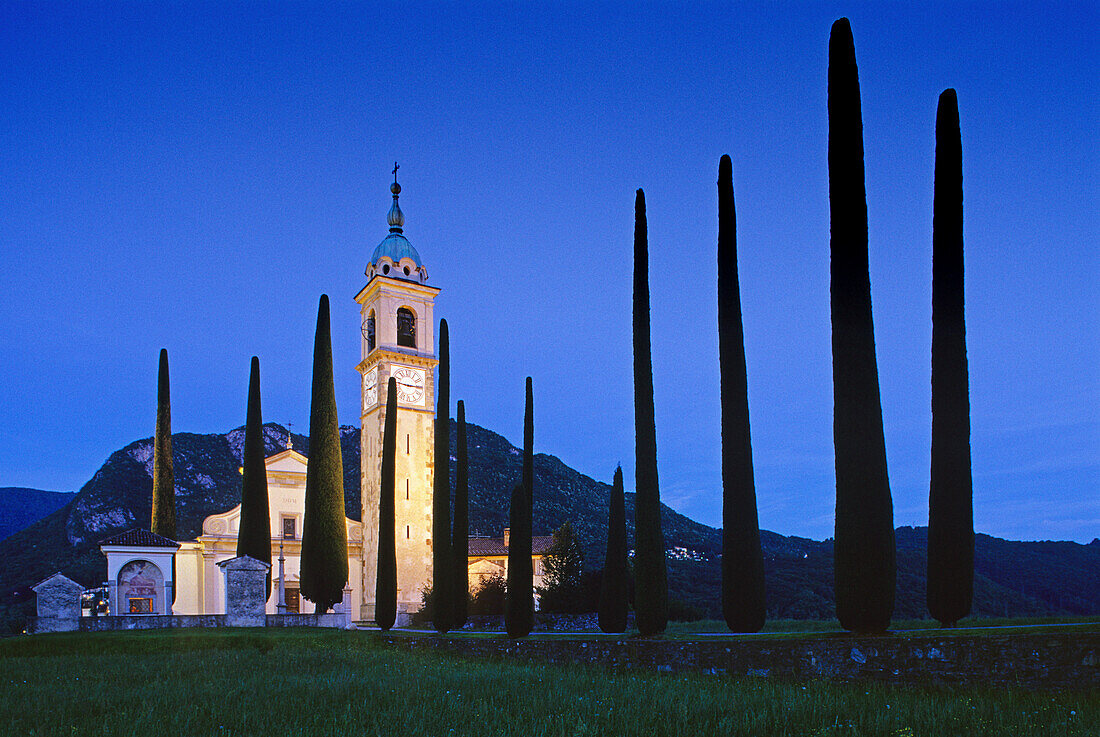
99,172,551,623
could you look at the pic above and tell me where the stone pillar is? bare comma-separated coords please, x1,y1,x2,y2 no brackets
106,579,118,617
31,573,85,633
339,585,355,629
217,556,271,627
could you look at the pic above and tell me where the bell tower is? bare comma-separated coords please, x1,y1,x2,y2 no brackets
355,165,440,622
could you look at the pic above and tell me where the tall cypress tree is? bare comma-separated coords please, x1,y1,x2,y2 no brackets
236,356,271,596
633,188,668,636
505,378,534,638
598,465,629,634
828,18,896,634
376,377,399,631
300,294,349,613
718,154,766,632
928,88,973,628
452,400,469,628
151,348,176,539
432,319,453,633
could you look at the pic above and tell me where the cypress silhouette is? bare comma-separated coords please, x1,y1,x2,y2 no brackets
828,18,895,634
375,377,398,631
717,155,766,632
452,400,470,628
236,356,271,596
151,348,176,540
632,188,668,636
505,378,535,638
928,88,974,628
300,295,349,612
432,319,453,633
598,465,629,634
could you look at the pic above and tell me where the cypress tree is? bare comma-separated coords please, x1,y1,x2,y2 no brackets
598,465,629,634
928,88,973,628
452,400,469,628
300,294,349,612
632,188,668,636
432,319,453,633
505,378,534,638
718,155,766,633
236,356,271,596
828,18,896,634
150,348,176,539
376,377,399,631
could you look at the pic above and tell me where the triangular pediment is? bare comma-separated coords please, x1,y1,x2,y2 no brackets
265,449,308,474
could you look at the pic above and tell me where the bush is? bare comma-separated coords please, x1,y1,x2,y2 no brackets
470,574,506,616
668,599,706,622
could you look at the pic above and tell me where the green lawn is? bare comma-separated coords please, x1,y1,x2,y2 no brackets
1,629,1095,736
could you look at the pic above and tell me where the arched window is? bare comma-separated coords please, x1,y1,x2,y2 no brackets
365,311,376,353
397,308,416,348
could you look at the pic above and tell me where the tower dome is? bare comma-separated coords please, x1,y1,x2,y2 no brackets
367,165,428,283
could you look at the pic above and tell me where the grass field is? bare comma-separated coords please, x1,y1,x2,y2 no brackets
1,629,1096,736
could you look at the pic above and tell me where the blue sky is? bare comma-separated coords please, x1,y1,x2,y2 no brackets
1,2,1096,543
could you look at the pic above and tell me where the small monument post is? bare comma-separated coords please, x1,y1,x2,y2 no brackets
276,541,287,615
217,555,271,627
31,573,85,633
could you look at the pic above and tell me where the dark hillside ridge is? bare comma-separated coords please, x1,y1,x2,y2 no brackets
1,422,1096,628
0,488,75,542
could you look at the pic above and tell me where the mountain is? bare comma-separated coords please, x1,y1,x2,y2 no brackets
1,421,1097,631
0,488,75,542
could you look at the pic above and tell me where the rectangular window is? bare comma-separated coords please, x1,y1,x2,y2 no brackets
282,517,296,539
128,598,154,614
406,434,410,454
406,525,410,539
405,479,409,500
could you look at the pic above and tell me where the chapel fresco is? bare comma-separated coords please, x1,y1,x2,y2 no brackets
118,560,163,614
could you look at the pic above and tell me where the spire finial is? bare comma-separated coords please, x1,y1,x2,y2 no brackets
387,163,404,231
285,421,293,450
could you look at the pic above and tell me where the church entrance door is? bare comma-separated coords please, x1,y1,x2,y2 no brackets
285,586,300,614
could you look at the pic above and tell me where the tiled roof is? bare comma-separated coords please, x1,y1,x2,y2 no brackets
467,535,555,557
98,528,179,548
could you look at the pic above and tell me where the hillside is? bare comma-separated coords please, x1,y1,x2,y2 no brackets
1,421,1097,630
0,488,75,542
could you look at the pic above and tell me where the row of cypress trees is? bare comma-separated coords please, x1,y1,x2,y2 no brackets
151,295,351,614
373,317,476,633
597,19,973,636
829,19,973,632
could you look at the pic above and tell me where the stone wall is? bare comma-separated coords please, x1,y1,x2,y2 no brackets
27,613,352,633
377,631,1100,690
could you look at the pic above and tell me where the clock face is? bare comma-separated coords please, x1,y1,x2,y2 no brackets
392,365,426,406
363,367,378,409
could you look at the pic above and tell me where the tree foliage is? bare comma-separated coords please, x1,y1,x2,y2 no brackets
452,400,470,628
717,154,766,633
151,348,176,540
375,377,398,631
828,18,895,634
928,88,974,628
300,294,349,612
536,522,587,613
505,378,534,638
598,466,629,633
432,319,453,633
632,188,668,636
236,356,271,596
470,573,506,616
